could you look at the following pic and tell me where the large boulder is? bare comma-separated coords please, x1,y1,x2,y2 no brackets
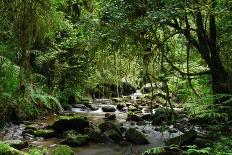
62,133,90,146
99,122,120,133
102,106,116,112
125,128,149,144
166,130,197,146
51,115,90,133
104,129,123,143
84,128,113,143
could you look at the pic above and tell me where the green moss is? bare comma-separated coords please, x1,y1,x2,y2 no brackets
63,134,90,146
51,145,74,155
0,143,29,155
33,129,55,138
29,148,48,155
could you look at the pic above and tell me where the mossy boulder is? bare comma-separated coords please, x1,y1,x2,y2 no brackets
51,145,74,155
3,140,29,150
99,122,121,134
33,129,55,138
152,107,175,126
0,143,29,155
62,133,90,146
51,115,89,133
104,129,123,143
125,128,149,144
84,128,113,143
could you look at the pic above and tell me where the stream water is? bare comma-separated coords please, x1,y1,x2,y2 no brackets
0,96,182,155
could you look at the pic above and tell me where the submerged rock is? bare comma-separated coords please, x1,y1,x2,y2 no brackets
51,115,89,133
33,129,55,138
125,128,149,144
102,106,116,112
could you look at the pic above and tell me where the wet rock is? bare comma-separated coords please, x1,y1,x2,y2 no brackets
166,130,197,146
104,129,123,143
62,133,90,146
102,106,116,112
125,128,149,144
128,105,137,112
33,129,55,138
51,145,74,155
84,128,113,143
104,113,116,120
126,102,132,107
85,104,98,111
72,104,89,110
25,124,42,130
116,103,126,111
3,140,29,150
51,115,89,133
99,122,120,134
127,114,143,122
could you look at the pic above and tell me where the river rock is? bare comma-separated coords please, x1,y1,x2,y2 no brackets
72,104,89,110
125,128,149,144
3,140,29,150
62,133,90,146
166,130,197,146
104,129,123,143
51,115,89,133
127,114,143,122
99,122,120,133
128,105,137,112
116,103,126,111
104,113,116,120
102,106,116,112
84,128,113,143
33,129,55,138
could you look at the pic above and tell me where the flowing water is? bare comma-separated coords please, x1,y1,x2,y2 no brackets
0,97,182,155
